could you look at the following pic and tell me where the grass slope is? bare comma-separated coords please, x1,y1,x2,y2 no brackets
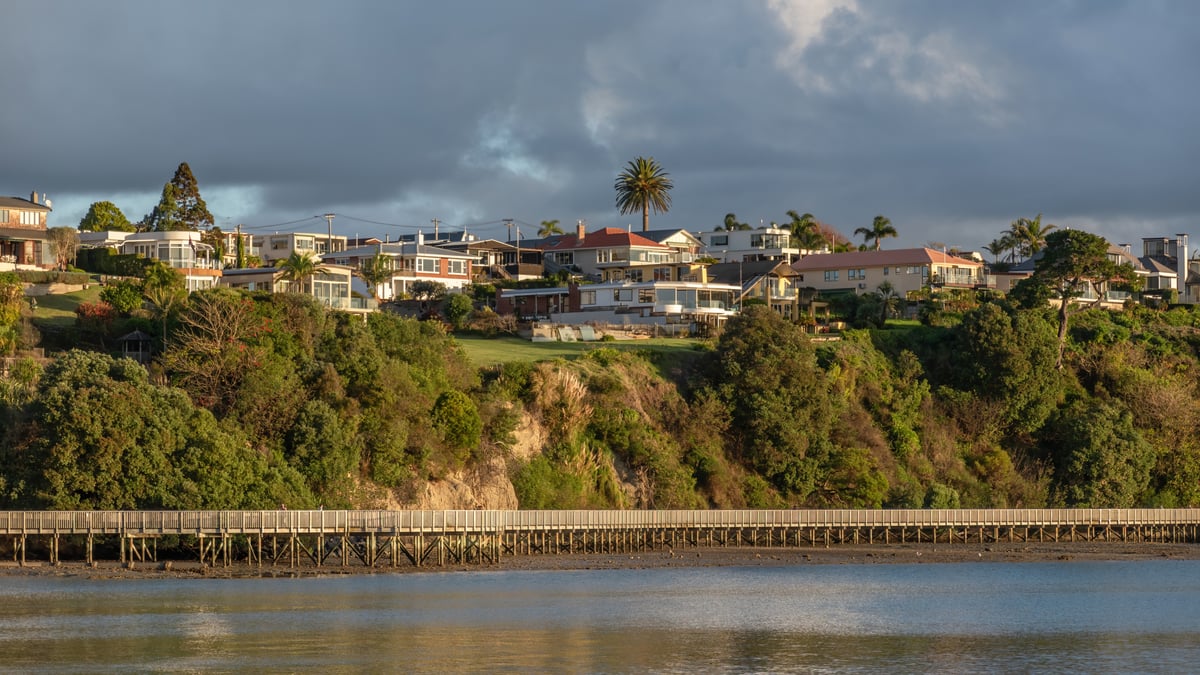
455,334,704,367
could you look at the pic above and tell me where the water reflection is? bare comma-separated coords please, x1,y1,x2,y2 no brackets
2,561,1199,672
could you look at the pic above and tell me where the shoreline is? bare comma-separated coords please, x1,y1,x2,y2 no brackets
2,542,1197,580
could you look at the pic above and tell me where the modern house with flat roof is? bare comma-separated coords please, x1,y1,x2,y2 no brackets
78,229,222,291
697,225,802,264
219,264,374,315
336,236,475,300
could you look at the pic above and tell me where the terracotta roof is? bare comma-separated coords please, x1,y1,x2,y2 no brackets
538,227,671,251
791,248,981,271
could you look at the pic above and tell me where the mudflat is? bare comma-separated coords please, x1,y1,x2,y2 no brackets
1,542,1197,580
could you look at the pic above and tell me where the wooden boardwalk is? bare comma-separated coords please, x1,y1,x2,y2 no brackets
2,509,1198,568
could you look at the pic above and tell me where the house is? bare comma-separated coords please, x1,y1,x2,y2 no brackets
219,264,375,315
705,259,809,320
497,279,740,332
435,236,542,281
336,235,475,300
1001,242,1148,308
790,248,984,298
0,192,52,268
697,225,802,263
77,230,222,291
253,232,347,266
536,222,702,282
1137,235,1200,304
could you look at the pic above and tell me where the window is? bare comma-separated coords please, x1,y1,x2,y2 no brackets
639,289,655,303
448,259,466,275
626,269,643,282
654,267,672,281
19,211,40,226
883,266,889,276
847,269,859,280
711,235,728,246
824,270,839,281
580,290,597,305
271,238,289,250
0,210,7,223
295,237,313,251
552,251,574,265
417,258,438,273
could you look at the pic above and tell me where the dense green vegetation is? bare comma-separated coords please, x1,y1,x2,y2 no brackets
4,279,1200,511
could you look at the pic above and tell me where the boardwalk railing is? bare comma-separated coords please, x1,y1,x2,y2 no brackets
3,509,1198,568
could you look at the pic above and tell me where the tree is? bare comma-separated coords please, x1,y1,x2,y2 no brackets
874,281,901,325
721,213,749,231
706,305,832,499
787,211,826,250
143,162,215,232
143,264,188,346
358,254,393,301
614,156,673,232
78,201,134,232
99,279,143,314
1009,214,1056,259
538,219,563,237
1012,229,1140,368
983,238,1008,265
277,251,328,294
200,226,226,268
410,280,447,301
444,293,473,330
45,227,79,271
854,215,898,251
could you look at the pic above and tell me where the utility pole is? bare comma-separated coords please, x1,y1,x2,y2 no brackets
431,218,441,240
503,218,514,244
323,213,336,257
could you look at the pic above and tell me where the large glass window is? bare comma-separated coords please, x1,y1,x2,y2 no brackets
824,270,839,281
580,290,596,305
19,211,40,226
417,258,438,273
711,235,728,246
448,259,466,275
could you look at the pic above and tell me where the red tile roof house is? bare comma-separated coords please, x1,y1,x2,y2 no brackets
0,192,53,269
535,222,700,283
791,248,985,298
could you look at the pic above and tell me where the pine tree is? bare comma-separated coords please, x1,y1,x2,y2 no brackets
143,162,215,232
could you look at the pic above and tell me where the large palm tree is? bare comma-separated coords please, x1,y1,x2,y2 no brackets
358,254,393,301
278,251,329,293
854,215,898,251
614,156,673,232
538,219,563,237
1010,214,1056,258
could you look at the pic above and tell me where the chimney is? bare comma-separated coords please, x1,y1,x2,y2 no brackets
417,231,424,246
385,234,389,243
576,219,585,240
30,191,38,204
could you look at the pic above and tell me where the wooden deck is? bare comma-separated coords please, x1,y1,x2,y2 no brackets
3,509,1198,568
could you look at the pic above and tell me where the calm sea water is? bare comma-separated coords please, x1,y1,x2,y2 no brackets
2,561,1198,673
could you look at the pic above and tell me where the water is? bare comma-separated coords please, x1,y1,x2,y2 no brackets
2,561,1199,673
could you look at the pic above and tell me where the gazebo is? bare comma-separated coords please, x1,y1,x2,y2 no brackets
118,330,154,364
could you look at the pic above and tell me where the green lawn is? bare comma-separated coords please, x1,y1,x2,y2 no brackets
454,334,707,367
31,285,104,330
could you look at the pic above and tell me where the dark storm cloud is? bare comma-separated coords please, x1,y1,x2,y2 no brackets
2,0,1197,247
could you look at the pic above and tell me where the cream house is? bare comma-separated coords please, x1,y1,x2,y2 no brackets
791,248,984,297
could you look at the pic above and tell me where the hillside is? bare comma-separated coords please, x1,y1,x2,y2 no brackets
3,287,1200,510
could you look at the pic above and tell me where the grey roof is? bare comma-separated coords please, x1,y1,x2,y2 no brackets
340,243,474,259
640,228,703,245
0,196,51,211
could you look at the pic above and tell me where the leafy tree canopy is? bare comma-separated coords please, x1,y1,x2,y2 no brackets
79,201,134,232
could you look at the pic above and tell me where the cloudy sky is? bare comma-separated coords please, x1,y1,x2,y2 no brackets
3,0,1197,250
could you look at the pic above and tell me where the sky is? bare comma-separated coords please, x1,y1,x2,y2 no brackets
3,0,1198,251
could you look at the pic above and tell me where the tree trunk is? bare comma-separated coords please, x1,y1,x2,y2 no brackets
642,203,649,232
1055,295,1070,369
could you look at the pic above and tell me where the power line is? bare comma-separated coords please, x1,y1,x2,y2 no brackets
239,215,324,232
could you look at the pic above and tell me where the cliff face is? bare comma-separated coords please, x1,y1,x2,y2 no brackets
404,409,547,510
